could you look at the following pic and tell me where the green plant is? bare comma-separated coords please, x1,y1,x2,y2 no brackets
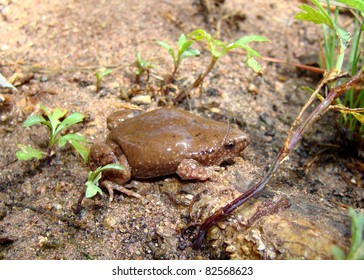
296,0,364,144
85,163,124,198
156,33,200,77
16,103,88,162
332,208,364,260
193,0,364,248
134,50,154,83
175,29,268,102
95,67,113,93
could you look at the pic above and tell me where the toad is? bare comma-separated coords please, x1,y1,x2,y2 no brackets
89,108,250,201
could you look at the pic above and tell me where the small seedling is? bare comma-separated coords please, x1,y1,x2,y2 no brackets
16,103,88,162
85,163,124,198
95,68,113,93
175,29,268,101
332,208,364,260
156,33,200,77
134,50,154,83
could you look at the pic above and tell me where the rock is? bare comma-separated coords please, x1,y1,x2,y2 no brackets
104,216,117,229
131,94,151,105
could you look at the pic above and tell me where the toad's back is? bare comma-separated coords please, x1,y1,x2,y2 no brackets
107,108,241,178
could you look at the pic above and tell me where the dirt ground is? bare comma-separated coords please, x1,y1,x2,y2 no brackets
0,0,363,260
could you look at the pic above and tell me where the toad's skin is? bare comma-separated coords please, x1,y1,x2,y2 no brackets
89,108,250,200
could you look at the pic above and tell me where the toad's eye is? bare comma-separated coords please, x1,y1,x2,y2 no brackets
224,140,236,150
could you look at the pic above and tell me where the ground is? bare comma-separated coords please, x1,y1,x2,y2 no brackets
0,0,363,260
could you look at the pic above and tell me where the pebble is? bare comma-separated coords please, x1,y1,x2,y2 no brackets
22,181,33,196
265,129,275,137
103,216,117,229
1,44,9,51
107,82,120,89
86,85,96,92
131,94,151,105
248,83,258,94
259,113,274,126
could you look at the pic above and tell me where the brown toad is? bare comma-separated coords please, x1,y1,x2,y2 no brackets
89,108,249,200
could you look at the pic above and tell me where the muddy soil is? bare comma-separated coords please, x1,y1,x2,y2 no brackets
0,0,363,259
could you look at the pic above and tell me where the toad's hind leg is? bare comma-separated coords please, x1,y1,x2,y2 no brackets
176,159,212,181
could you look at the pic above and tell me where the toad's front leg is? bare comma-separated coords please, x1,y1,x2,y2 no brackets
176,159,212,181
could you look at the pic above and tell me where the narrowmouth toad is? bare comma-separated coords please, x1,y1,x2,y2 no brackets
89,108,250,201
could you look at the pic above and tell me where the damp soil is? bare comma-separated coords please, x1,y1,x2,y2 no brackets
0,0,363,260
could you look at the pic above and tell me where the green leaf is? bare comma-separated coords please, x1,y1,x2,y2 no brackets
189,29,268,61
135,51,154,71
156,40,176,62
0,73,17,90
188,29,220,56
71,140,89,163
48,107,67,134
16,144,45,160
177,33,187,50
52,107,68,121
58,133,88,162
87,168,102,183
38,104,67,136
39,103,52,120
294,0,334,28
98,163,125,172
85,164,125,199
332,246,346,260
333,208,364,260
347,208,364,259
188,29,210,41
55,112,85,135
88,164,124,183
58,133,87,147
336,0,364,14
246,57,263,73
85,181,103,198
177,34,193,56
95,68,112,80
351,112,364,125
234,35,269,46
294,0,351,71
23,115,47,127
180,48,200,59
244,46,263,58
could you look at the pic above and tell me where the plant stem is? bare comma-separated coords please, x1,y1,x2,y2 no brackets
174,57,218,103
193,71,364,249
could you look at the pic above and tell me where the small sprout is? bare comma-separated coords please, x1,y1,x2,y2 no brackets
95,68,113,93
16,103,88,162
188,29,268,73
134,50,154,83
156,33,200,77
332,208,364,260
175,29,268,102
85,164,124,199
